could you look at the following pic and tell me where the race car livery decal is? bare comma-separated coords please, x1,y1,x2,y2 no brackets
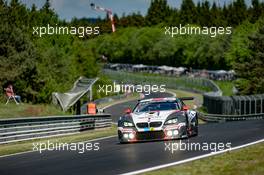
118,97,198,143
187,110,196,121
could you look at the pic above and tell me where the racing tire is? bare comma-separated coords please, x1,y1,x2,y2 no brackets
191,114,199,137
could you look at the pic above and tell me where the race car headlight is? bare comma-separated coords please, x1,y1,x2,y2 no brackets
165,118,178,125
123,121,134,127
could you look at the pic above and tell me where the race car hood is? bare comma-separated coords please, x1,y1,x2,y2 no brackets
131,110,178,123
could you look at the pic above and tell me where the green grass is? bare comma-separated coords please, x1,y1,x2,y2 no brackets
0,93,139,119
97,93,139,109
0,125,116,156
104,70,214,93
0,103,69,119
105,70,235,97
143,142,264,175
168,89,203,108
214,80,234,96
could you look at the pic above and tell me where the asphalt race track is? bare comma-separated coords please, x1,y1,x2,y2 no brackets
0,93,264,175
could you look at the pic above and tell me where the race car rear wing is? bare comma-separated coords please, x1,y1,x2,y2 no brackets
179,97,194,101
138,97,194,103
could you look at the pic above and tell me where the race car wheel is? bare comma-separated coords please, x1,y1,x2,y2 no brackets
118,130,125,143
190,114,198,137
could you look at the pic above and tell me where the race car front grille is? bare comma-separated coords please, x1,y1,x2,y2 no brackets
137,122,162,128
136,131,165,140
149,122,162,127
137,123,148,128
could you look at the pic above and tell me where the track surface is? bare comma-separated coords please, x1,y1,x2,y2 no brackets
0,93,264,175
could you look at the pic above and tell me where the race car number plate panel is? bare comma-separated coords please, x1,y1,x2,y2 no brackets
143,127,155,131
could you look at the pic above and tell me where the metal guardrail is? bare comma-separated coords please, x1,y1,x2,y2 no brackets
203,93,264,115
0,114,112,144
199,112,264,122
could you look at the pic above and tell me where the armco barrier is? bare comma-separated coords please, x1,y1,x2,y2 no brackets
199,112,264,122
0,114,112,144
203,94,264,115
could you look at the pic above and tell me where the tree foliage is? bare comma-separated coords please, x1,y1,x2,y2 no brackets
233,27,264,94
0,0,99,103
94,26,232,69
2,0,264,101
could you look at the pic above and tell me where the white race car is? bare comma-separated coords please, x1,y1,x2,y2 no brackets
118,97,198,143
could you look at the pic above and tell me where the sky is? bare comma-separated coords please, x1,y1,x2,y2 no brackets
14,0,259,21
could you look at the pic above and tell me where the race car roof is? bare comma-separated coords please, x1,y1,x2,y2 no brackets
139,97,194,103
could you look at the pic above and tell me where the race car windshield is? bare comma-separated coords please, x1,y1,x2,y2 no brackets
134,101,180,112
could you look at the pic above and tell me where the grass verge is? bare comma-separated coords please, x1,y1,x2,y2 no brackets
142,142,264,175
167,89,203,107
0,103,69,119
105,70,213,93
97,93,139,109
0,93,139,119
0,125,116,156
214,80,234,96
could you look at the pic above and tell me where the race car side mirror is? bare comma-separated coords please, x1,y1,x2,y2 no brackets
183,105,189,111
124,108,132,114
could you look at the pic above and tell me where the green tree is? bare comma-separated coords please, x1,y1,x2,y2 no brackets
232,0,247,25
250,0,262,22
39,0,58,25
180,0,197,24
198,1,211,26
0,0,5,7
226,18,264,66
211,2,223,27
0,21,39,102
233,26,264,94
145,0,171,25
0,0,100,103
167,8,180,26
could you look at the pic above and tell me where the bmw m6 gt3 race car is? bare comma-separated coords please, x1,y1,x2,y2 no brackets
118,97,198,143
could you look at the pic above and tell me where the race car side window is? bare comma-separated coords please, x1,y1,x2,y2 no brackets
133,103,141,112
